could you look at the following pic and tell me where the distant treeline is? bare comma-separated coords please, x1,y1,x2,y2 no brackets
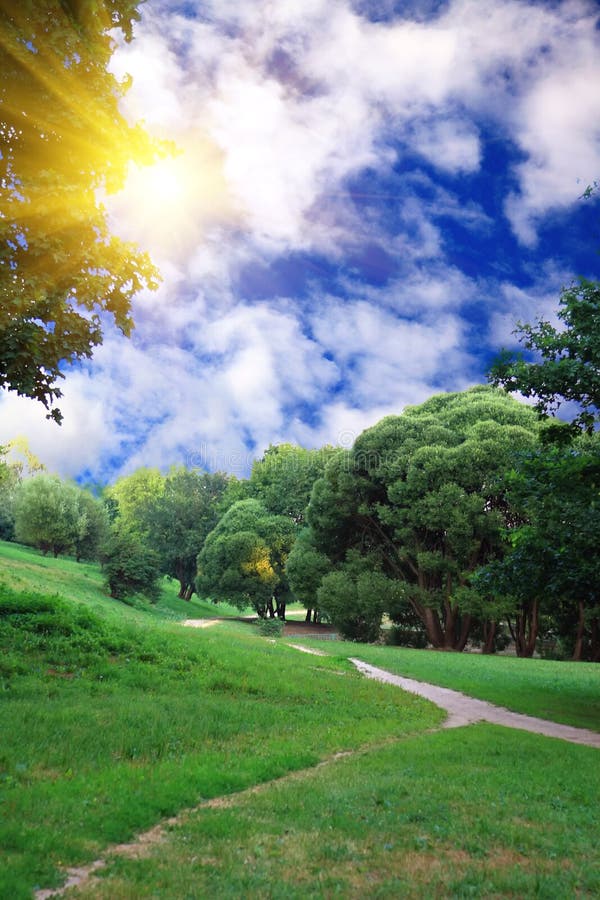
2,384,598,661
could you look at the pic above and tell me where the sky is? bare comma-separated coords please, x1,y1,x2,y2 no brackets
1,0,600,483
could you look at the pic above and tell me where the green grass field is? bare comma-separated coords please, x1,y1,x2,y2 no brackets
1,541,599,898
67,727,600,899
314,640,600,732
0,540,249,621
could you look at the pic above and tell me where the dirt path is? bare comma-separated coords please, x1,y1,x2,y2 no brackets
350,658,600,748
181,618,221,628
34,748,362,899
35,645,598,898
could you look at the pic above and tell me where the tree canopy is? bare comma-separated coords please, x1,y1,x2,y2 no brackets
488,278,600,436
0,0,160,421
476,437,600,660
144,469,230,600
304,386,539,649
13,474,107,558
249,443,335,524
197,498,296,618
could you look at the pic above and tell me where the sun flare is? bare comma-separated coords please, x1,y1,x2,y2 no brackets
142,157,187,204
109,135,234,256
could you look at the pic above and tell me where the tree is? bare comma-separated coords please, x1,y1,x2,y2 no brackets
249,443,335,523
13,474,107,559
145,469,230,600
249,443,334,620
476,438,600,660
285,527,332,623
73,489,109,562
0,1,160,421
105,468,165,540
197,499,296,618
305,387,539,648
0,437,45,540
14,475,81,556
100,525,161,602
488,278,600,435
317,555,400,642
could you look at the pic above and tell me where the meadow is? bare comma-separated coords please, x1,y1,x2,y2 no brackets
314,639,600,732
1,541,599,898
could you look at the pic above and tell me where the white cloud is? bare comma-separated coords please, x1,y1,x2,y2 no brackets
113,0,600,255
3,0,598,481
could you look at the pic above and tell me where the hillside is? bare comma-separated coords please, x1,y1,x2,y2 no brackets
1,542,599,898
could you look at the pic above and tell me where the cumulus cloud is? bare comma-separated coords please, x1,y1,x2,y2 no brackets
2,0,599,480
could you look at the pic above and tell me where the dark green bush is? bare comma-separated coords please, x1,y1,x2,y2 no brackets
258,617,284,637
100,527,161,602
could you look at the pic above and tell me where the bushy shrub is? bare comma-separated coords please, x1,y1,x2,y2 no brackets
317,567,395,642
258,617,284,637
101,527,161,603
386,625,428,649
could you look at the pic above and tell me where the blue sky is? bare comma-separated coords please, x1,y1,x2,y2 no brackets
1,0,599,482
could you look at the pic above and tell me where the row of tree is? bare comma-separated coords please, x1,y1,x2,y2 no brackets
1,277,599,660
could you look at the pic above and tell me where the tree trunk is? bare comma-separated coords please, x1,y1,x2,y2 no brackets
305,608,312,623
510,597,539,657
481,620,497,654
275,598,286,620
590,617,600,663
455,614,472,652
415,600,471,651
184,584,194,601
178,579,186,599
572,600,586,661
419,606,444,648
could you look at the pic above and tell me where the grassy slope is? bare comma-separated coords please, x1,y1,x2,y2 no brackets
0,540,249,620
69,726,600,899
1,542,599,898
296,640,600,733
0,546,441,898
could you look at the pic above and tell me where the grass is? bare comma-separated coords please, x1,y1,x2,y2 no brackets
1,541,599,898
0,582,440,898
296,640,600,733
65,725,600,899
0,539,250,621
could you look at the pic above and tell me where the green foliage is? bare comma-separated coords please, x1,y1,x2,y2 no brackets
489,278,600,435
73,488,110,561
476,436,600,660
197,499,295,617
14,475,78,556
257,617,284,637
317,556,400,642
0,1,161,421
13,475,107,560
0,446,19,539
104,468,165,539
285,526,332,617
249,443,335,523
144,469,230,599
100,526,161,603
306,387,539,648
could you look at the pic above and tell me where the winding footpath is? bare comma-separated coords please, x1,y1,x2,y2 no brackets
349,658,600,748
36,642,598,899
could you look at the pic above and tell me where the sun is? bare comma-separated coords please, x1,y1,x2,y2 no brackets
142,157,187,204
108,134,235,257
